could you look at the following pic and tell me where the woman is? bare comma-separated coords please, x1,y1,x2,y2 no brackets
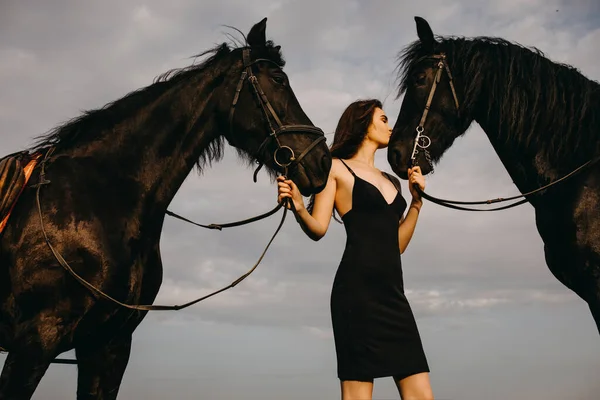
277,99,433,400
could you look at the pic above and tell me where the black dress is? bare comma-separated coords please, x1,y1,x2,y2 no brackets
331,160,429,381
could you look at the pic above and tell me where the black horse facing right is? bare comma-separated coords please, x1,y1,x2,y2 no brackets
0,18,331,399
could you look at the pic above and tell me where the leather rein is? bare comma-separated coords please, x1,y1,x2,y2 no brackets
409,53,600,211
34,48,325,311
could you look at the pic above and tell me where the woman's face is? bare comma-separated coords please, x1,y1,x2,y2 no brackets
366,107,392,148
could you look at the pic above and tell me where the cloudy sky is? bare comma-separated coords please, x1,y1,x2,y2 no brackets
1,0,600,399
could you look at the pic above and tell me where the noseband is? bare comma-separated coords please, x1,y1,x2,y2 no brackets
228,48,326,181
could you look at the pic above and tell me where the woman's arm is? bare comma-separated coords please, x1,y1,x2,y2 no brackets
398,166,425,253
398,199,422,253
277,163,338,241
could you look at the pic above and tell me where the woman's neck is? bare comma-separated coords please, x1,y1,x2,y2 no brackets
349,140,379,167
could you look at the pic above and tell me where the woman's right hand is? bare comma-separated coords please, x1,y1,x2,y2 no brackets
277,176,305,211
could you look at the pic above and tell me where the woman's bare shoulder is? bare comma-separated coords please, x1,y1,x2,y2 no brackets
329,158,345,178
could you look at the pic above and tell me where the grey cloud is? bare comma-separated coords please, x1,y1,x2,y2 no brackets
2,2,599,398
3,0,598,331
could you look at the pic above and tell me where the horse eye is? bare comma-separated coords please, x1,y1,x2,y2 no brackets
415,74,427,86
271,74,286,85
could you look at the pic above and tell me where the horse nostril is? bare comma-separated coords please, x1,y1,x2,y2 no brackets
389,148,402,169
322,153,331,173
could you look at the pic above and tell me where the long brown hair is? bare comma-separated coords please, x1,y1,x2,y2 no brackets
330,99,383,159
307,99,383,217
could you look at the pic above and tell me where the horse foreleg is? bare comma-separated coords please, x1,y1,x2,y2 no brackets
75,334,132,400
0,348,55,400
0,312,67,400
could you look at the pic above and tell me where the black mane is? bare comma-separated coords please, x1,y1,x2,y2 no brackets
397,36,600,163
30,40,285,163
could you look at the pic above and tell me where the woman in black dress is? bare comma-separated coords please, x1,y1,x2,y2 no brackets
277,99,433,400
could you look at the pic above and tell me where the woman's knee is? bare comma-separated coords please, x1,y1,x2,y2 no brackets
396,372,434,400
340,379,374,400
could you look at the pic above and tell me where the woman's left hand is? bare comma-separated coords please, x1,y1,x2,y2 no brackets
408,166,425,202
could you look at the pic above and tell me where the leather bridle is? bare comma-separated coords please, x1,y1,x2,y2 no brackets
228,48,326,181
408,53,600,211
409,53,459,174
34,47,328,313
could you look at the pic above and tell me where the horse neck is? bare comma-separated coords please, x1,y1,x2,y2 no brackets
473,113,541,196
468,53,600,195
68,70,227,212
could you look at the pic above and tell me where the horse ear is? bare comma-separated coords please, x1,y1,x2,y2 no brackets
247,17,267,47
414,16,435,51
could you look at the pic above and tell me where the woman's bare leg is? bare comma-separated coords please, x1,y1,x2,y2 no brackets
340,379,374,400
394,372,434,400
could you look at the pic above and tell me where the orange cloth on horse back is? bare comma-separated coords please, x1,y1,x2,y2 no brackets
0,155,40,235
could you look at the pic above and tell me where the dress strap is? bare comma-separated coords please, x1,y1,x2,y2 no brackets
339,159,356,176
383,171,401,193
